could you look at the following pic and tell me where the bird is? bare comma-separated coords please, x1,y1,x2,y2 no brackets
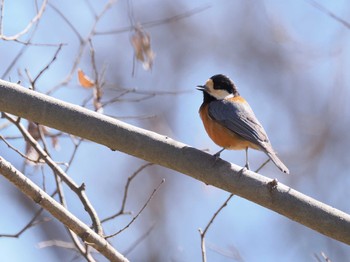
197,74,289,174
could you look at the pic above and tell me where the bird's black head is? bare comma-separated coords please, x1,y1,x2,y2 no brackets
197,74,239,102
210,74,239,95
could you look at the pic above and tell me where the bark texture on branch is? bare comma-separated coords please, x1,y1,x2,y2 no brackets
1,79,350,245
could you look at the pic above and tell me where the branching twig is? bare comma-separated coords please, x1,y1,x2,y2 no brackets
53,152,96,262
0,0,48,41
0,134,43,163
3,113,103,235
105,178,165,239
0,7,44,78
102,163,154,223
32,44,64,88
47,0,117,94
56,136,94,261
0,156,128,262
198,194,234,262
15,118,99,261
197,160,270,261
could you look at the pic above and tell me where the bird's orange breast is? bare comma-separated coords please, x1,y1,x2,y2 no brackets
199,102,260,150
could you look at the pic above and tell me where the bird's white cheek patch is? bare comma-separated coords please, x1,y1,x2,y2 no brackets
209,89,232,100
203,78,232,100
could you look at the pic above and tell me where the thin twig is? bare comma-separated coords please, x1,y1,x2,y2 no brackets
89,39,99,88
106,114,156,120
105,179,165,239
101,88,190,107
0,134,43,163
0,208,47,238
206,241,244,262
47,0,117,95
36,125,50,155
58,136,95,261
64,137,84,173
32,44,64,87
88,40,103,112
127,0,136,27
255,158,270,173
47,44,86,94
48,3,83,42
0,0,4,35
56,161,97,262
85,0,97,18
0,0,48,41
313,251,332,262
199,194,234,262
0,9,44,78
89,0,117,36
96,5,210,35
306,0,350,29
101,163,154,223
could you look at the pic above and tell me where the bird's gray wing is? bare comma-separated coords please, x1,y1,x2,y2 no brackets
209,99,290,174
208,99,270,147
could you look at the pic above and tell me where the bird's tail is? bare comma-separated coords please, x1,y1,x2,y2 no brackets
263,146,290,174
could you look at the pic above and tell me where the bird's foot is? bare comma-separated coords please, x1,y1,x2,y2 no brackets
213,148,225,160
238,166,248,176
213,152,221,160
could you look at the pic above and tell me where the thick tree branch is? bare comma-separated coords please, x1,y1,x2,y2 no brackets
1,80,350,245
0,156,128,262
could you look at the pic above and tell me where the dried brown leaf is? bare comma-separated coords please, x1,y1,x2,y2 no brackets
131,26,155,70
25,122,59,163
78,69,95,88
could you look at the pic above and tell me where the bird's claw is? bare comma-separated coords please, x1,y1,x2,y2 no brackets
238,166,248,176
267,178,278,191
213,152,221,160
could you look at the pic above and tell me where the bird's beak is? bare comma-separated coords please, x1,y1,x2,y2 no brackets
196,85,205,91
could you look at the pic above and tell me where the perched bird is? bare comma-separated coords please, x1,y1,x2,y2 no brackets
197,74,289,174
